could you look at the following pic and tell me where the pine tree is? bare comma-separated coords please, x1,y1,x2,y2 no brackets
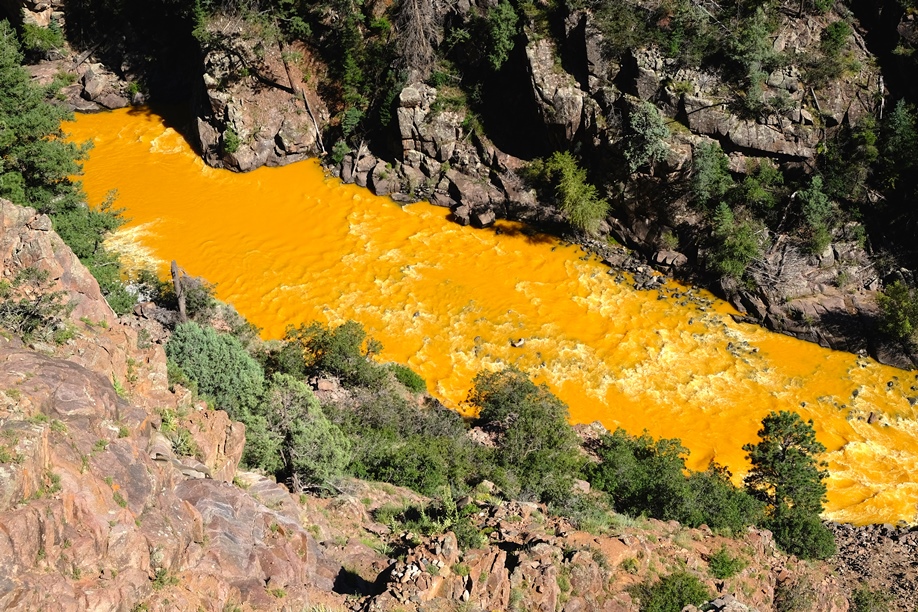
743,411,835,559
0,21,84,212
743,410,828,515
0,20,132,312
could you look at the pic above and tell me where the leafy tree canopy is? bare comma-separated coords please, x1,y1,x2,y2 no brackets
468,368,582,503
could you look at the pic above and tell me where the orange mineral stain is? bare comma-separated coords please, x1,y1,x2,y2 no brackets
66,107,918,525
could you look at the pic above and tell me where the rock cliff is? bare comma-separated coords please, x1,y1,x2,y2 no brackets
0,199,344,610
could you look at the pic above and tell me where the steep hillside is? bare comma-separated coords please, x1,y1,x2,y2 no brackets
0,195,902,612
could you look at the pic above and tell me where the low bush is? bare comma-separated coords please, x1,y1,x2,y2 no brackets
707,545,746,579
328,387,480,495
850,585,892,612
0,268,73,343
388,363,426,393
878,280,918,342
282,320,387,388
630,570,711,612
165,321,265,418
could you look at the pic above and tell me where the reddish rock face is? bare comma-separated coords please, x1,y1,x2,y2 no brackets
0,199,345,611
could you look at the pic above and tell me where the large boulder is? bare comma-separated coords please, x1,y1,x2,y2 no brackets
195,16,327,172
525,36,598,147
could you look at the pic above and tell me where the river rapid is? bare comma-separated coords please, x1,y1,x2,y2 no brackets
66,107,918,525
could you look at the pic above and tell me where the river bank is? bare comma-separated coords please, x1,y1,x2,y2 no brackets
64,107,918,526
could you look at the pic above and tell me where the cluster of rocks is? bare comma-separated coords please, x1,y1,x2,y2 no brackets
356,492,856,612
195,15,328,172
830,522,918,609
335,80,554,232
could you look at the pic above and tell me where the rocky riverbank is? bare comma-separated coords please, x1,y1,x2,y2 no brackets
14,0,918,369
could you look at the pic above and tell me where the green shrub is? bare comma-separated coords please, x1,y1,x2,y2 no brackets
223,127,241,154
850,585,892,612
0,268,72,342
258,373,351,489
708,545,746,579
388,363,426,393
20,22,65,55
821,21,852,58
485,0,518,70
878,100,918,190
630,570,711,612
739,161,784,219
708,203,761,279
169,427,200,459
587,429,762,532
328,386,480,495
165,322,265,418
525,151,608,234
549,492,616,535
685,463,764,532
768,509,836,560
797,176,835,253
691,142,733,207
330,140,351,165
624,101,670,173
878,280,918,341
469,368,582,503
283,320,386,388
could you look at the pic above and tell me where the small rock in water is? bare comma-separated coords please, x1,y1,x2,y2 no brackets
511,338,525,348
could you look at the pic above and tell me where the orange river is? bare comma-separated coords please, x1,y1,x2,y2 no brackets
65,107,918,525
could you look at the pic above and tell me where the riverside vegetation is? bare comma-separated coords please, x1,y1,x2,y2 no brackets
1,4,917,609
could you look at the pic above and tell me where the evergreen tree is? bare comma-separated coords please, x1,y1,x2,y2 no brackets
525,151,608,235
743,410,835,559
691,142,733,207
0,21,84,212
0,21,132,312
261,373,351,490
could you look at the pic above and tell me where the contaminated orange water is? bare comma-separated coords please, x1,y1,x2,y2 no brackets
66,107,918,525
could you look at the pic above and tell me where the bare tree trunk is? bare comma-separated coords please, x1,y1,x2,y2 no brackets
395,0,441,81
171,260,187,324
278,40,326,155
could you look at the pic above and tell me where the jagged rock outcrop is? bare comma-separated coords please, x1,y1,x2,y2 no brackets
359,495,852,612
0,199,346,610
337,80,555,226
525,35,600,148
195,16,328,172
